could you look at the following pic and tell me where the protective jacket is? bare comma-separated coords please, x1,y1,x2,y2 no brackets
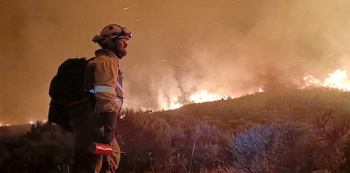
88,49,124,113
71,49,122,172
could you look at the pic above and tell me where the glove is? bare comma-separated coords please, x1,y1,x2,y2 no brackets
98,112,117,144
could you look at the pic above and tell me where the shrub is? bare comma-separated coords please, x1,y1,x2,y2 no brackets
229,124,281,172
228,111,350,173
0,122,74,173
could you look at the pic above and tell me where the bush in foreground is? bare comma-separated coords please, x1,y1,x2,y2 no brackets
228,112,350,173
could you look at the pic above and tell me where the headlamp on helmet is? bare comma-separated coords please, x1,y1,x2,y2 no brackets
100,24,132,39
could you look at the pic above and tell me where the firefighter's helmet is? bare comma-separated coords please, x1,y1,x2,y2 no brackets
100,24,132,39
92,24,132,45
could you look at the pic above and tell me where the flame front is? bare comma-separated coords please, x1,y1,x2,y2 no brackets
164,69,350,111
169,90,225,110
190,90,225,103
302,69,350,91
167,87,264,110
170,97,183,110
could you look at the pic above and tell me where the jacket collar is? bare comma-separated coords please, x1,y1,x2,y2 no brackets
95,49,118,59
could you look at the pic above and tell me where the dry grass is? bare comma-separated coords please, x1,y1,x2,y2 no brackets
1,88,350,172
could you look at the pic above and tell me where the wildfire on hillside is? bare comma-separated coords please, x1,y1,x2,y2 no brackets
169,90,232,110
301,69,350,91
168,88,263,110
165,69,350,110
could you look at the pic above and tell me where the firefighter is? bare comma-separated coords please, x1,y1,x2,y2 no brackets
70,24,132,173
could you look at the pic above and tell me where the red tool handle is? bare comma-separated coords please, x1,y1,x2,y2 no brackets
93,142,113,155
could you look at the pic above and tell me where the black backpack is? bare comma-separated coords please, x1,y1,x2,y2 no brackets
48,57,94,131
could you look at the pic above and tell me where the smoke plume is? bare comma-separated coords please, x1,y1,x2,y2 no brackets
1,0,350,124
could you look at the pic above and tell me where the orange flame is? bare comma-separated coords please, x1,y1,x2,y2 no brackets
190,90,225,103
168,90,227,110
167,87,263,110
164,70,350,111
302,69,350,91
170,97,183,110
259,86,265,92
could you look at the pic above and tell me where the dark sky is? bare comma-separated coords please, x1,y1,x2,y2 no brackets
1,0,350,124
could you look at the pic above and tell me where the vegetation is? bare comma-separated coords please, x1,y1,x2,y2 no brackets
1,88,350,172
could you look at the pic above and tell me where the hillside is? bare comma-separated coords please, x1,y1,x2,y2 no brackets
1,88,350,172
0,124,32,138
150,88,350,133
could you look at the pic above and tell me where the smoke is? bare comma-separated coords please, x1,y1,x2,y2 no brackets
1,0,350,123
124,0,350,109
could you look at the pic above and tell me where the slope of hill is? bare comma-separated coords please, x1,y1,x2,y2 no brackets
152,88,350,133
115,88,350,172
0,124,32,137
1,88,350,172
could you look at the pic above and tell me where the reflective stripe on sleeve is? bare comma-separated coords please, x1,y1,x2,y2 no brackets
94,85,116,95
116,82,123,91
115,97,123,109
